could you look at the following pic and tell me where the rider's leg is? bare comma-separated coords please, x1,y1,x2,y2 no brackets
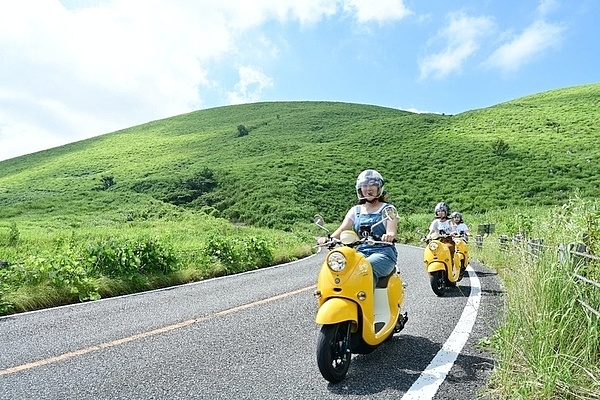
367,253,396,283
442,238,455,258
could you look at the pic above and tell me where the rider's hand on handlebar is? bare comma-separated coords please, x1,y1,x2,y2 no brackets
317,236,330,245
381,233,396,243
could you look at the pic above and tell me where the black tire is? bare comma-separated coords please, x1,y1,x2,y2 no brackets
316,323,351,383
430,270,446,296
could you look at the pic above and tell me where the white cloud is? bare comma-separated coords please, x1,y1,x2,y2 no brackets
2,0,391,160
419,12,495,80
228,0,411,26
231,0,339,26
0,0,222,159
0,117,61,162
485,20,565,73
343,0,412,24
227,66,274,104
402,107,436,114
537,0,559,17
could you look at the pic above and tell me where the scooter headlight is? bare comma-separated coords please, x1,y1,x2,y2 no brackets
327,251,347,272
429,242,439,251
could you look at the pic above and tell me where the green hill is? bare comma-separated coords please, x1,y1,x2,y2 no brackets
1,83,598,230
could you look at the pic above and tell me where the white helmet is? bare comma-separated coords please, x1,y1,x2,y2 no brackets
355,169,385,201
434,202,450,217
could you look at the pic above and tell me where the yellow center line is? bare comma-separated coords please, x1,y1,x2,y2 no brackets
0,285,315,376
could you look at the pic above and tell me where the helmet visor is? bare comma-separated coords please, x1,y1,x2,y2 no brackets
357,180,382,198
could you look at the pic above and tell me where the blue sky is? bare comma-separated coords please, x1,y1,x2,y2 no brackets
0,0,598,161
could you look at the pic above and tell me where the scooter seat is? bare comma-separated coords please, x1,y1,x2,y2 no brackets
376,270,396,288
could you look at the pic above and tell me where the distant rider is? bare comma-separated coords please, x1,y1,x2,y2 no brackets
450,211,470,241
427,202,456,256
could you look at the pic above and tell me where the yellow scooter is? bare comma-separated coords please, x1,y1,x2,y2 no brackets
313,208,408,384
422,230,462,296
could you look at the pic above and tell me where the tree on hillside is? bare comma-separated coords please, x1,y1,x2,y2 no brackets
546,120,561,133
102,175,116,190
492,139,510,156
186,168,217,193
236,124,249,137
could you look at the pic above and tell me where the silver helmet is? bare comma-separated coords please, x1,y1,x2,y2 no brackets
356,169,385,201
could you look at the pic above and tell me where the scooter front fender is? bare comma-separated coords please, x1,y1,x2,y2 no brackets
315,298,358,326
427,261,447,273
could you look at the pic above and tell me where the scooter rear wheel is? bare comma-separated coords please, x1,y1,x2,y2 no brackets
430,270,446,296
316,322,351,383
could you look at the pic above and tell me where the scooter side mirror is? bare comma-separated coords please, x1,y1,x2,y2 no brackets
314,214,325,227
370,205,399,230
314,214,330,234
382,205,398,222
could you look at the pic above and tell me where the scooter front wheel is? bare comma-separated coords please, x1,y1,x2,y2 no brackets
316,322,351,383
430,270,446,296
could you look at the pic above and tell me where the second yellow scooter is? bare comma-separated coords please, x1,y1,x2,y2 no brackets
422,230,462,296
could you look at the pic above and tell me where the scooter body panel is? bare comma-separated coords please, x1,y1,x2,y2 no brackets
426,260,447,273
454,237,469,268
423,239,452,272
448,253,461,283
315,297,358,325
361,274,404,345
423,237,461,285
316,243,404,347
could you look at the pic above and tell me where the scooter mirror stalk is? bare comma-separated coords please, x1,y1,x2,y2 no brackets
314,214,330,233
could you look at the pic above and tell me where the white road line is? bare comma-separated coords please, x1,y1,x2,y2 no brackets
401,265,482,399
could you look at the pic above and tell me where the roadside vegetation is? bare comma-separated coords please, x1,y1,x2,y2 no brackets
0,207,312,314
0,83,599,398
471,197,600,399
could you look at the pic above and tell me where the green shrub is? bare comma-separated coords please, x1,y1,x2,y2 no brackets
0,268,14,314
202,234,274,274
86,237,178,278
3,250,99,302
8,222,19,247
505,212,533,236
236,124,249,137
242,237,274,268
202,234,242,273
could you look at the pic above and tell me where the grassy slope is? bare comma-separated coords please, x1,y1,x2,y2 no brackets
0,84,599,231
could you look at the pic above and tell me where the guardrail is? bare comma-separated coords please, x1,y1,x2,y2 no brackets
557,244,600,318
475,223,495,249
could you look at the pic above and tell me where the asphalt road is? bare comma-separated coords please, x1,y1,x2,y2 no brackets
0,244,504,400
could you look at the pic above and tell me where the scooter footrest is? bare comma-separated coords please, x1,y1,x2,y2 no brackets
394,312,408,333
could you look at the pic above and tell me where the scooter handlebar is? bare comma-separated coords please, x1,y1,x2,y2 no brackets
424,231,468,244
316,237,395,248
365,238,397,245
316,237,342,250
